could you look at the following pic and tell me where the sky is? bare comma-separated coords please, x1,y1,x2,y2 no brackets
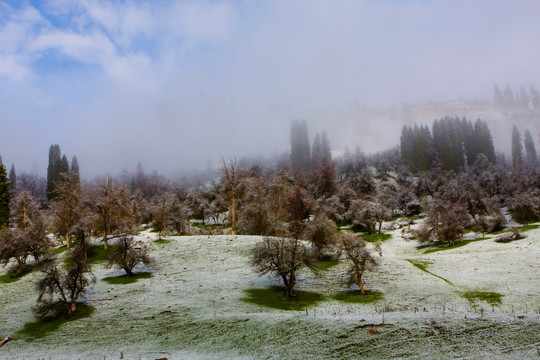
1,0,540,178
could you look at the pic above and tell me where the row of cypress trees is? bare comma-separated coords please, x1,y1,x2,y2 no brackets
401,117,496,173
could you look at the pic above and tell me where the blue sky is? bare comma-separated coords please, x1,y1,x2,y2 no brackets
1,0,540,177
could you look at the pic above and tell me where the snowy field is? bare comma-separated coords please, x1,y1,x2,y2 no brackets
1,225,540,359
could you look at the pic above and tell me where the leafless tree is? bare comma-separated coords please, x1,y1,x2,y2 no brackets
420,199,471,246
91,175,134,249
510,192,538,226
11,190,39,230
346,200,391,234
53,174,85,249
34,254,95,318
339,233,380,295
250,236,317,299
220,158,242,234
303,210,337,259
107,236,153,277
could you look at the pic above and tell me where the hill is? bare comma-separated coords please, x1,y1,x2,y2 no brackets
1,225,539,359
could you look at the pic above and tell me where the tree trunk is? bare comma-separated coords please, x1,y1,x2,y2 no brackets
66,233,72,249
231,193,236,235
103,233,109,250
68,301,77,316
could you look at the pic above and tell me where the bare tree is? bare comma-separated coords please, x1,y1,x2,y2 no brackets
303,210,337,259
511,192,538,226
34,254,95,318
339,233,380,295
107,236,153,278
250,237,317,299
53,174,85,249
91,175,133,249
220,158,241,234
420,200,471,246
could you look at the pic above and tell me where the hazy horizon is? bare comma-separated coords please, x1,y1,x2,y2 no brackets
2,0,540,178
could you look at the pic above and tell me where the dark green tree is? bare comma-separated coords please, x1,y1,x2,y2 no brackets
0,161,10,229
70,155,80,186
523,129,537,168
8,164,16,194
46,144,62,201
511,125,523,172
290,120,311,171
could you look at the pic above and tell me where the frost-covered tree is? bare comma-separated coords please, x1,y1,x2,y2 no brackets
34,252,95,318
220,158,242,234
250,236,317,299
303,210,337,259
8,164,16,194
53,174,85,249
339,233,380,295
107,236,153,278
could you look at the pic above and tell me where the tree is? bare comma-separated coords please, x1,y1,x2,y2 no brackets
53,174,85,249
107,236,153,278
346,200,390,234
91,175,134,249
523,129,537,168
46,144,62,201
70,156,80,187
8,164,16,194
11,190,39,230
220,158,241,235
290,120,311,171
150,192,188,237
34,252,95,318
303,210,337,259
511,192,538,226
419,200,471,246
0,161,10,229
511,125,523,172
250,236,317,299
339,233,380,295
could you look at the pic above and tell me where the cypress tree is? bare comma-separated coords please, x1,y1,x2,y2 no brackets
311,132,322,169
0,160,10,229
70,155,80,186
511,125,523,172
320,130,332,162
8,164,16,194
47,144,62,201
523,129,537,167
290,120,311,171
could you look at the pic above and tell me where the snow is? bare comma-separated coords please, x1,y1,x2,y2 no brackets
1,226,539,359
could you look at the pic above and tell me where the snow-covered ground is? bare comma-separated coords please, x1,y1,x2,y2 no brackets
1,225,539,359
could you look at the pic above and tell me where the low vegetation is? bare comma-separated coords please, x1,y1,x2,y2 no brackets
242,286,325,311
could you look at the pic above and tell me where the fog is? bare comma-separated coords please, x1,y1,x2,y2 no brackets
1,0,540,178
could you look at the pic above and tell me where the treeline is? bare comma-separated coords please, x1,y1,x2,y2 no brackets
401,116,496,172
493,83,540,109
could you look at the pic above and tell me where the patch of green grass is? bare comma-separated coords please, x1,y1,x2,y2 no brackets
86,245,117,264
418,238,488,254
362,232,392,242
53,245,68,255
461,291,503,307
333,290,384,304
0,264,35,284
102,271,153,284
242,286,326,311
154,238,171,244
315,255,340,270
17,303,95,339
192,223,225,230
520,224,539,232
405,259,454,286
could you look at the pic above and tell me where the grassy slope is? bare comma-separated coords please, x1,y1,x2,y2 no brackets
0,231,539,359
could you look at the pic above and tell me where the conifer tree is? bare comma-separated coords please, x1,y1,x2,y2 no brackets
523,129,537,167
290,120,311,171
70,156,80,187
0,161,10,229
8,164,16,194
311,132,323,169
511,125,523,172
320,130,332,162
46,144,62,201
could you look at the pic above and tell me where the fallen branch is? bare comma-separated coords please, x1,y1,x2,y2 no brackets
0,336,12,348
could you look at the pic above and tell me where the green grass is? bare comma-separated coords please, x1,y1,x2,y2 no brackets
16,303,95,339
315,255,340,270
0,264,36,284
333,290,384,304
102,271,153,284
418,238,488,254
460,291,503,307
192,223,225,230
520,224,539,232
86,245,117,264
154,238,172,244
362,232,392,242
53,245,68,255
405,259,454,286
242,286,326,311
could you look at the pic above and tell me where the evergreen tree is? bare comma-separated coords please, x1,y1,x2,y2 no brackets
8,164,16,194
290,120,311,171
320,130,332,162
530,85,539,109
523,129,537,168
503,84,514,107
493,84,503,106
70,155,80,187
472,119,496,164
311,132,323,169
46,144,62,201
511,125,523,172
0,161,10,229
